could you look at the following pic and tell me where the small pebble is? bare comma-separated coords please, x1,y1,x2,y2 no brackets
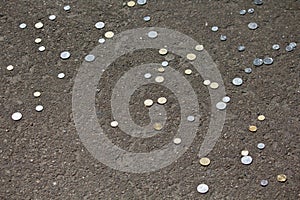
277,174,287,182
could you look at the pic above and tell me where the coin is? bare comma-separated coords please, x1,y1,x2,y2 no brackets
210,82,219,89
144,73,152,79
35,105,44,112
272,44,280,50
197,184,209,194
105,31,114,38
277,174,287,182
220,35,227,41
187,116,195,122
216,102,227,110
257,143,265,149
19,23,27,29
148,31,158,38
199,157,211,166
38,46,45,52
153,123,163,131
161,61,168,67
137,0,147,5
241,155,253,165
249,125,257,132
64,5,71,11
257,115,265,121
240,10,246,15
184,69,192,75
111,121,118,127
203,80,211,86
12,112,22,121
144,99,153,107
232,78,243,86
253,58,263,66
248,22,258,30
127,1,136,7
244,68,252,74
155,76,164,83
211,26,219,32
57,73,65,79
35,38,42,43
33,91,41,97
34,22,43,29
238,45,246,52
263,57,273,65
195,45,204,51
222,96,231,103
60,51,71,59
49,15,56,21
98,38,105,44
186,53,196,61
7,65,14,71
159,48,168,55
143,16,151,21
173,138,182,145
85,54,95,62
260,180,268,187
248,8,255,14
157,97,167,105
95,22,105,29
158,67,165,73
241,150,249,156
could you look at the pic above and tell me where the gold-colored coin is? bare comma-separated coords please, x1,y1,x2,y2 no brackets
159,48,168,55
186,53,196,61
199,157,211,166
184,69,192,75
158,67,165,73
144,99,153,107
258,115,265,121
241,150,249,156
127,1,135,7
157,97,167,105
249,125,257,132
277,174,287,182
153,123,163,131
210,82,219,89
104,31,114,38
195,45,204,51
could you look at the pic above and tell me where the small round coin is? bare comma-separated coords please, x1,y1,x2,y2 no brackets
210,82,219,89
249,125,257,132
186,53,196,61
19,23,27,29
127,1,136,7
203,80,211,86
159,48,168,55
260,180,268,187
60,51,71,59
144,73,152,79
158,67,165,73
184,69,192,75
222,96,231,103
33,91,41,97
197,184,209,194
49,15,56,21
57,73,65,79
104,31,114,38
244,68,252,74
157,97,167,105
111,121,118,127
199,157,211,166
12,112,22,121
35,105,44,112
95,21,105,29
211,26,218,32
258,115,265,121
277,174,287,182
155,76,164,83
195,45,204,51
7,65,14,71
144,99,153,107
248,22,258,30
38,46,45,52
173,138,182,145
35,38,42,44
153,123,163,131
257,143,265,150
253,58,263,66
148,31,158,39
187,116,195,122
216,102,227,110
232,78,243,86
85,54,95,62
34,22,43,29
241,155,253,165
241,150,249,156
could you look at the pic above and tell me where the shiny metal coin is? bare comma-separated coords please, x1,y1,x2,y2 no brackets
210,82,219,89
157,97,167,105
260,180,268,187
161,61,168,67
241,155,253,165
253,58,263,66
105,31,114,38
254,0,263,5
220,35,227,41
222,96,231,103
241,150,249,156
137,0,147,5
12,112,22,121
240,9,246,15
244,68,252,74
35,22,43,29
249,125,257,132
257,143,265,149
248,8,255,14
211,26,218,32
232,78,243,86
257,115,265,121
38,46,45,52
49,15,56,21
7,65,14,71
35,105,44,112
57,73,65,79
143,16,151,21
33,91,41,97
272,44,280,50
144,73,152,79
197,184,209,194
199,157,211,166
63,5,71,11
95,22,105,29
173,138,182,145
263,57,273,65
148,31,158,38
111,121,118,127
277,174,287,182
248,22,258,30
285,45,294,52
159,48,168,55
155,76,164,83
187,116,195,122
35,38,42,44
158,67,165,73
144,99,153,107
216,102,227,110
98,38,105,44
153,123,163,131
186,53,196,61
203,80,211,86
195,45,204,51
127,1,136,7
19,23,27,29
184,69,192,75
289,42,297,48
238,45,245,52
60,51,71,59
85,54,95,62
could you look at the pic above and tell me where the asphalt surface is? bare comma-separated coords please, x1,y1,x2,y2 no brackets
1,0,300,199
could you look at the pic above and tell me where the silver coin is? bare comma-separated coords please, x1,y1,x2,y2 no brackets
49,15,56,20
211,26,219,32
244,68,252,74
220,35,227,41
137,0,147,5
248,22,258,30
144,73,152,79
38,46,46,52
263,57,273,65
111,121,118,127
260,180,268,187
143,16,151,22
222,96,231,103
35,105,44,112
85,54,95,62
60,51,71,59
254,0,263,5
241,155,253,165
257,143,265,149
12,112,22,121
197,184,209,194
98,38,105,44
240,9,246,15
161,61,169,67
57,73,65,79
285,45,294,52
19,23,27,29
248,8,255,14
216,102,227,110
238,45,245,52
148,31,158,39
232,77,243,86
95,21,105,29
253,58,263,66
289,42,297,48
187,116,195,122
64,5,71,11
272,44,280,50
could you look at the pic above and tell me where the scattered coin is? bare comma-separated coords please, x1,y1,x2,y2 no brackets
220,35,227,41
7,65,14,71
272,44,280,50
289,42,297,48
203,80,211,86
35,105,44,112
244,68,252,74
111,121,118,127
143,16,151,22
60,51,71,59
260,180,269,187
216,102,227,110
253,58,263,66
34,22,43,29
241,150,249,156
240,9,247,15
185,69,192,75
222,96,231,103
63,5,71,11
263,57,273,65
173,138,182,145
144,73,152,79
199,157,211,166
248,22,258,30
210,82,219,89
241,155,253,165
38,46,45,52
148,31,158,39
19,23,27,29
285,45,294,52
211,26,219,32
35,38,42,44
195,45,204,51
257,143,265,149
49,15,56,21
57,73,65,79
249,125,257,132
153,123,163,131
12,112,22,121
33,91,41,97
95,21,105,29
105,31,114,38
254,0,264,5
85,54,95,62
197,184,209,194
158,67,165,73
187,116,195,122
161,61,169,67
187,53,196,61
277,174,287,182
159,48,168,55
157,97,167,105
248,8,255,14
98,38,105,44
155,76,164,83
144,99,154,107
258,115,265,121
238,45,246,52
127,1,136,7
232,77,243,86
137,0,147,5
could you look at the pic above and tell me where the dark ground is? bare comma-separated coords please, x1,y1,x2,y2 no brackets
0,0,300,199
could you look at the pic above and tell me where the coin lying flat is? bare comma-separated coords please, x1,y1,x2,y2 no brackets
199,157,211,166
